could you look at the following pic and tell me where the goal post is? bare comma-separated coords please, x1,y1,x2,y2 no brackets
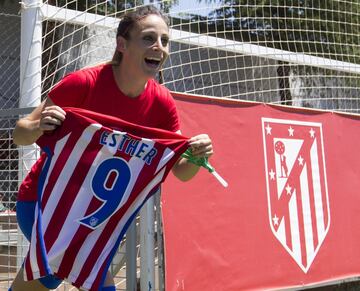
17,0,43,269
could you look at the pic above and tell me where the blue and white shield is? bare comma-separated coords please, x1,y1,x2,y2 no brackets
262,118,330,272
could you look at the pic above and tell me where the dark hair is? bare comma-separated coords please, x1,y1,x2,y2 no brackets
111,5,169,64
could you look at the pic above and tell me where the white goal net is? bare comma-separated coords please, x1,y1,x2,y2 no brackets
38,0,360,113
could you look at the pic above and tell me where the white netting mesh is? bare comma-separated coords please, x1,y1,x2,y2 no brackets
0,11,21,212
38,0,360,112
0,0,359,290
0,13,20,110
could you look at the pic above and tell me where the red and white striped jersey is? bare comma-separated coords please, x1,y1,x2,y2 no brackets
24,108,189,290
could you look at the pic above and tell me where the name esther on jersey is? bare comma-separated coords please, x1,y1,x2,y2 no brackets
99,130,157,165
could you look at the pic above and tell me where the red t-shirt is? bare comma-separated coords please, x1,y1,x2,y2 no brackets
18,64,180,201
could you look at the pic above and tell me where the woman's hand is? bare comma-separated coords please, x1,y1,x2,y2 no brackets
39,105,66,132
188,134,213,158
13,99,66,146
172,133,213,181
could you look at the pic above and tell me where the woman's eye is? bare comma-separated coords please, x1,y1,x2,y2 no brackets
143,35,155,44
161,38,169,47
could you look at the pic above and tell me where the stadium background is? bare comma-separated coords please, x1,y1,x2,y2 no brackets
0,0,359,290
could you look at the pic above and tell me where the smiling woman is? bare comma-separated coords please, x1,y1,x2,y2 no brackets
11,4,213,291
111,6,171,97
114,13,170,96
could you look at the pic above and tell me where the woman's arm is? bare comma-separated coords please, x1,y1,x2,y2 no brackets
12,98,66,146
172,133,213,181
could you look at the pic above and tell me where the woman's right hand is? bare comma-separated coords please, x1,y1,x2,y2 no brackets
39,105,66,132
13,99,66,146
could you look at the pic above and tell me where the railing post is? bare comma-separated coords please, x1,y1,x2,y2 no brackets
140,194,156,291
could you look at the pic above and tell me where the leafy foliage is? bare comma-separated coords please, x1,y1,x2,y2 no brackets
194,0,360,64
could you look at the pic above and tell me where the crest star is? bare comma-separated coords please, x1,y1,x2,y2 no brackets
265,124,272,135
285,184,292,195
309,128,315,138
298,156,304,165
269,169,275,180
272,214,279,226
288,126,294,136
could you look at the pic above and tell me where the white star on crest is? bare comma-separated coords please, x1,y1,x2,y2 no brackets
288,126,294,136
265,124,272,135
309,128,315,138
298,156,304,165
285,184,292,195
272,214,279,226
269,169,275,180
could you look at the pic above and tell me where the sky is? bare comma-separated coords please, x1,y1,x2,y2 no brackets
169,0,221,16
144,0,222,16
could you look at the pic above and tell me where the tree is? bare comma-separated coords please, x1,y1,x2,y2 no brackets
196,0,360,64
181,1,359,105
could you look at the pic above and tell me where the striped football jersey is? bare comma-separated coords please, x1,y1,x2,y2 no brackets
23,107,189,290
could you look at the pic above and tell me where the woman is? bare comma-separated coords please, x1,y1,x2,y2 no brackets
11,5,212,291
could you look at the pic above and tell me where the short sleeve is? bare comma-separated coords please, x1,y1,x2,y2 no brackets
48,70,89,107
164,91,180,132
156,86,180,132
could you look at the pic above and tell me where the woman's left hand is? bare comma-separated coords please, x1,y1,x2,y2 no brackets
188,134,213,158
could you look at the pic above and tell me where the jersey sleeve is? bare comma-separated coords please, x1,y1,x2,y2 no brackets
156,84,180,132
48,70,89,107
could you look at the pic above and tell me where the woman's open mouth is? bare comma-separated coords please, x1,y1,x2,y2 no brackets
145,57,161,68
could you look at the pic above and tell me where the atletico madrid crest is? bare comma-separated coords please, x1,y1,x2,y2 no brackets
262,118,330,272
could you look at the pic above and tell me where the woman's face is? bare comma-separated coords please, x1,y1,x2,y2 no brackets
120,14,170,79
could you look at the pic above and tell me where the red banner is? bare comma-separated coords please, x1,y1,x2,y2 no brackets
162,93,360,291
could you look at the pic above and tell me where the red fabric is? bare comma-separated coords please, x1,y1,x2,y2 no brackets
18,64,179,202
48,64,179,131
163,93,360,291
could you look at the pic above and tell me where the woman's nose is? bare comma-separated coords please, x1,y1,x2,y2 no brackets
153,38,166,51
